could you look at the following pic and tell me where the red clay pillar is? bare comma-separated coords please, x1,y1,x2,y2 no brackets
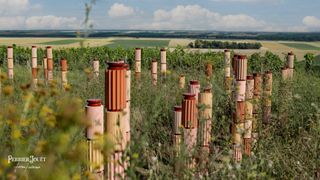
7,46,14,80
46,46,53,82
93,58,99,78
60,58,68,86
135,48,141,80
160,48,167,77
31,46,37,86
287,52,294,79
151,59,157,86
105,61,127,179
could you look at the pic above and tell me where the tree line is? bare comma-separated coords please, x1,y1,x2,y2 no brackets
188,40,262,49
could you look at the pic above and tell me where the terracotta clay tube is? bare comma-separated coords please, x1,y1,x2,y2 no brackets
43,57,48,80
151,59,157,86
281,67,289,81
224,50,231,77
234,55,247,101
232,101,245,162
232,55,247,162
252,73,262,138
231,54,239,101
46,46,53,82
182,93,197,168
179,74,185,89
7,46,14,80
235,55,248,81
122,63,131,147
189,80,200,101
182,93,197,129
60,58,68,86
244,75,254,156
205,63,213,80
232,54,238,77
287,52,294,79
105,62,127,111
31,46,37,86
93,58,99,78
86,99,104,178
224,50,232,93
105,61,127,179
263,71,272,124
173,106,182,155
279,67,290,126
160,48,167,76
189,80,201,128
135,48,141,80
199,88,213,149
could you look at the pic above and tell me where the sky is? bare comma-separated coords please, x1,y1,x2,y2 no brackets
0,0,319,32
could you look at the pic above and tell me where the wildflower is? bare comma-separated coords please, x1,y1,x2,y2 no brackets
3,86,13,96
20,119,30,127
39,105,56,127
0,73,7,81
35,140,47,154
71,173,81,180
11,128,21,139
63,84,72,91
132,153,139,159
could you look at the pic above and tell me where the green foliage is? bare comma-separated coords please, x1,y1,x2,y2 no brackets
304,53,315,72
248,51,283,74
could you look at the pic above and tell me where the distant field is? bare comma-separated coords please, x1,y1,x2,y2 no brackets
106,39,169,48
39,39,82,45
281,42,320,50
1,37,320,61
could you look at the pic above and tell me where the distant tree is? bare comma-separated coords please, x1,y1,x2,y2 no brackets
187,39,262,49
194,40,202,48
188,42,194,48
304,53,315,72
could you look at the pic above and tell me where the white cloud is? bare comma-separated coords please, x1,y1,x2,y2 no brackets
0,16,25,29
108,3,135,18
212,0,262,2
25,15,79,29
0,15,79,29
211,0,281,3
0,0,29,15
133,5,265,30
303,16,320,28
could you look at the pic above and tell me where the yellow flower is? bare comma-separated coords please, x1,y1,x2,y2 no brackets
20,119,30,127
11,128,21,139
3,86,13,96
63,84,72,91
40,105,54,117
1,158,9,167
39,105,56,127
132,153,139,159
71,173,81,180
35,140,47,154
